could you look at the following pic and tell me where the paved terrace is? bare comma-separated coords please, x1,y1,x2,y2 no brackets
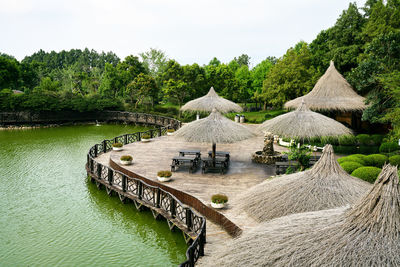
95,126,289,264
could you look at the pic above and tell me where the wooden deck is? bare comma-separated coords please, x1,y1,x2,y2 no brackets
96,128,288,265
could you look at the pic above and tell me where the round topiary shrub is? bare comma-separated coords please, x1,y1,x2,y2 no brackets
337,155,366,166
389,155,400,166
340,161,364,174
379,142,399,153
338,135,357,146
370,134,384,145
351,166,382,183
356,134,371,145
364,154,388,168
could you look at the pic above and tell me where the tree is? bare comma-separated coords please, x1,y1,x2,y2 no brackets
0,55,21,89
251,58,274,104
98,63,123,98
234,54,251,67
140,48,168,77
126,73,157,108
208,57,221,67
162,79,188,107
261,42,319,109
235,65,252,104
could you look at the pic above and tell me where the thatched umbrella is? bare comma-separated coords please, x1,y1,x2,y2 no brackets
235,144,370,222
180,87,243,114
203,164,400,266
174,108,255,159
258,100,352,140
285,61,366,111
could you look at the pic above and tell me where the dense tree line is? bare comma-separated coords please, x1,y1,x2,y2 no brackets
0,0,399,137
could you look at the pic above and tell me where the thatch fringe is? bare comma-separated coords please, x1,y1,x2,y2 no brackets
258,101,353,140
285,61,366,112
203,164,400,267
235,144,370,222
174,109,255,143
180,87,243,113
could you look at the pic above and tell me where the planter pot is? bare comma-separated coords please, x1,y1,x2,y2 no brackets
211,202,225,209
157,176,172,182
120,160,132,165
113,147,123,151
141,138,151,143
167,132,174,136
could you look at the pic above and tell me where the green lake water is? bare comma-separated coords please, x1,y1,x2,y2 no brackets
0,124,187,266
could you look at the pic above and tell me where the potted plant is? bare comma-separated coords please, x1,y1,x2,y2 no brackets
112,142,123,151
211,194,228,209
157,170,172,182
166,129,175,136
120,155,133,165
141,133,151,142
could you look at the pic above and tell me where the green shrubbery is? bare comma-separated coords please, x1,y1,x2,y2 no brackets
364,154,388,167
356,134,371,145
371,134,385,145
337,155,366,165
338,135,357,146
211,194,228,204
389,155,400,166
340,161,364,174
351,167,382,183
157,170,172,177
379,142,400,153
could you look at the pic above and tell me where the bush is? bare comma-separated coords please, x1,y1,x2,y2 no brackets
338,135,357,146
351,167,382,183
141,133,151,139
120,155,132,161
371,134,384,145
112,142,123,148
389,155,400,166
364,154,388,168
285,166,295,174
167,129,175,133
340,161,363,174
337,155,366,165
157,170,172,177
211,194,228,204
379,142,399,153
356,134,371,145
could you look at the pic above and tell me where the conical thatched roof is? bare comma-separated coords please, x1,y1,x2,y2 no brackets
235,144,370,222
285,61,366,111
258,101,353,139
174,109,255,143
204,164,400,267
180,87,243,113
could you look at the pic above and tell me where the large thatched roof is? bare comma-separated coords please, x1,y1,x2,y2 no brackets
285,61,366,112
203,164,400,267
258,100,353,139
174,109,255,143
235,144,370,222
180,87,243,113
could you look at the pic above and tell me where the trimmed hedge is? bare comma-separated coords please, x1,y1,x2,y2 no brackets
371,134,384,145
389,155,400,166
379,142,399,153
337,155,366,166
364,154,388,168
340,161,364,174
351,167,382,183
338,135,357,146
356,134,371,145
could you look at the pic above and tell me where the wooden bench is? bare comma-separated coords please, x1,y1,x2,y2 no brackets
202,158,228,174
208,151,230,160
275,160,299,175
171,156,199,173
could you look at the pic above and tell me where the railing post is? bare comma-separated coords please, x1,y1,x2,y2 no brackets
158,127,162,136
124,134,128,145
156,188,161,208
108,168,113,185
138,132,141,141
186,208,192,231
170,197,176,218
102,140,107,153
199,223,206,256
122,175,127,192
138,181,143,200
96,163,101,178
189,248,194,267
90,158,94,173
114,137,118,143
150,129,154,138
94,144,98,158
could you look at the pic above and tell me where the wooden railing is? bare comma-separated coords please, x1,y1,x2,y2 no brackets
85,113,205,267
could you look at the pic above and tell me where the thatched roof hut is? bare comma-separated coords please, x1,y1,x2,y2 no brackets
285,61,366,112
235,144,370,222
174,108,255,144
258,101,353,140
203,164,400,267
180,87,243,114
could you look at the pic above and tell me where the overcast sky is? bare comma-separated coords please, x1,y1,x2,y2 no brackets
0,0,366,66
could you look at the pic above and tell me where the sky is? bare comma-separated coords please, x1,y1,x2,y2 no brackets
0,0,366,67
